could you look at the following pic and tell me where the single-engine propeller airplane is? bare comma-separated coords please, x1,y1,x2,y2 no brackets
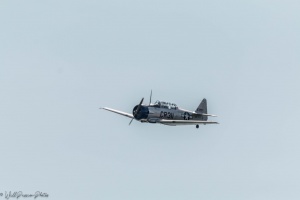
100,91,218,128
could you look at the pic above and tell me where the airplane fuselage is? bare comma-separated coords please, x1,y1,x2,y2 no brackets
133,104,205,124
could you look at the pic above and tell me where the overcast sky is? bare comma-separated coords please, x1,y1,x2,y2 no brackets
1,0,300,199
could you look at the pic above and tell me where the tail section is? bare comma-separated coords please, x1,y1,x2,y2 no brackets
196,98,207,114
195,98,208,120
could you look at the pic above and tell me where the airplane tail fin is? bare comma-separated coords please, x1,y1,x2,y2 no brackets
195,98,208,120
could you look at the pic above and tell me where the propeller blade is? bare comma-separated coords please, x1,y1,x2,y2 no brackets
139,97,144,106
129,118,134,125
134,98,144,117
149,90,152,105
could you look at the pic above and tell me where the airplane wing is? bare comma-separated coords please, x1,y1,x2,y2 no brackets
101,107,133,118
158,119,219,126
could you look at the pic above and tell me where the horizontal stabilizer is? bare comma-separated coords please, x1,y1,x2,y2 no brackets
199,114,218,117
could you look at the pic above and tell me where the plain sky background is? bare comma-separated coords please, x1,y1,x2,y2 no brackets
1,0,300,199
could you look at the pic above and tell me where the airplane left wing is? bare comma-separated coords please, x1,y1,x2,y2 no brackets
101,107,133,118
158,119,219,126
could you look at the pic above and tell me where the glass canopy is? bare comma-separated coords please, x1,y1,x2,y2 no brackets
153,100,178,110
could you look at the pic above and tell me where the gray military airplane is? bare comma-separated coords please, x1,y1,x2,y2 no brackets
101,91,218,128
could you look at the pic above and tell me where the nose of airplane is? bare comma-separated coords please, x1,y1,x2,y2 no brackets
132,105,149,120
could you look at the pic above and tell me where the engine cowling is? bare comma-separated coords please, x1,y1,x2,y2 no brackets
132,105,149,120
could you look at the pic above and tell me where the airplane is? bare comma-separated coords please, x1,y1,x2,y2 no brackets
100,91,218,128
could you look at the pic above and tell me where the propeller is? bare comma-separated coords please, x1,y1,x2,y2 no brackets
149,90,152,105
129,97,144,125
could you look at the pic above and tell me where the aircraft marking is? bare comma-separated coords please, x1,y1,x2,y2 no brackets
160,111,174,119
182,112,192,120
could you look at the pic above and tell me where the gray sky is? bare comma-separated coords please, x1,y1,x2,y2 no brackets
1,0,300,199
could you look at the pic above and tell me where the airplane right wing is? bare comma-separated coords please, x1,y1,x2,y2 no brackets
158,119,219,126
101,107,134,119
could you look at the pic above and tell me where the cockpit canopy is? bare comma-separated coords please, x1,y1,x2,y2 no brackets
153,100,178,110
